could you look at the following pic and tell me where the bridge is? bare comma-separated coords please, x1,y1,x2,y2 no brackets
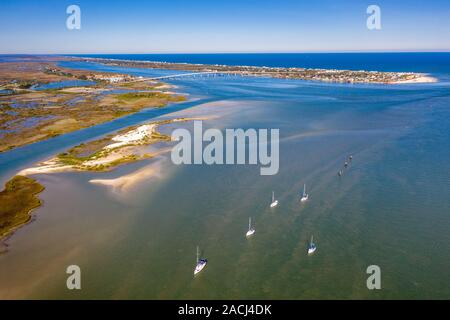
129,70,294,83
132,71,245,81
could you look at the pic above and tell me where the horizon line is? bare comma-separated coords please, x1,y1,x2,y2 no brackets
1,50,450,56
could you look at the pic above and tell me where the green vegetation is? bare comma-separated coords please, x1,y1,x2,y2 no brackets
56,135,115,166
116,91,186,107
0,176,45,240
53,119,175,172
0,87,186,153
43,68,74,78
16,81,35,89
0,59,190,153
117,92,169,101
57,150,109,166
56,153,89,166
84,154,139,172
56,137,137,171
150,131,171,141
117,81,156,89
63,136,114,158
56,149,139,172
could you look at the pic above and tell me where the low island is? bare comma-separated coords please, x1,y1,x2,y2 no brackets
76,56,437,84
0,175,45,241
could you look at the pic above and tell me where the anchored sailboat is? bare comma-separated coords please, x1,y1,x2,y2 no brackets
307,235,317,255
300,184,309,202
270,191,279,208
246,217,255,237
194,246,207,275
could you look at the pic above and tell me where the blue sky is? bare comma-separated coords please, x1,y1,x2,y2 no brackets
0,0,449,53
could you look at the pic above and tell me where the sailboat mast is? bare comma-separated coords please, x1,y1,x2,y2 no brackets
303,184,306,196
196,246,199,263
249,217,251,230
272,191,274,202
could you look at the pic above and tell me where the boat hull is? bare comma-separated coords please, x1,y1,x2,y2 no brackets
194,260,207,275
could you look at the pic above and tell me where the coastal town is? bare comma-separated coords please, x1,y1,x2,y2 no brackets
76,57,435,84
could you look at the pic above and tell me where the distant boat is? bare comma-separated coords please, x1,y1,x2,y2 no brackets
338,170,343,177
270,191,279,208
194,246,207,275
300,184,309,202
307,235,317,255
344,161,348,168
246,217,255,237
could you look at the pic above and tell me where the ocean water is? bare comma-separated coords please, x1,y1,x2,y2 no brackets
73,52,450,74
0,53,449,299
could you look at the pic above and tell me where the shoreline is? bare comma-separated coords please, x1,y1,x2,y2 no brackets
72,56,439,84
0,176,45,243
1,116,208,245
0,58,187,153
89,154,169,193
18,116,208,176
393,75,437,84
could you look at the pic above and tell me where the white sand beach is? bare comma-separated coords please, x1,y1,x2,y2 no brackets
395,74,438,84
105,124,156,150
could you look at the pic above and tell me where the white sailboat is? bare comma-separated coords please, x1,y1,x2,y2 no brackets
246,217,256,237
300,184,309,202
270,191,279,208
194,246,207,275
307,235,317,255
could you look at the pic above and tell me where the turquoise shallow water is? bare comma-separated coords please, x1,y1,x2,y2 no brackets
0,55,449,299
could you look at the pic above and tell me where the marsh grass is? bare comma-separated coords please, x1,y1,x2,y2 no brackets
0,176,45,240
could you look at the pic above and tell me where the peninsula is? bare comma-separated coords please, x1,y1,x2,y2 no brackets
75,57,437,84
